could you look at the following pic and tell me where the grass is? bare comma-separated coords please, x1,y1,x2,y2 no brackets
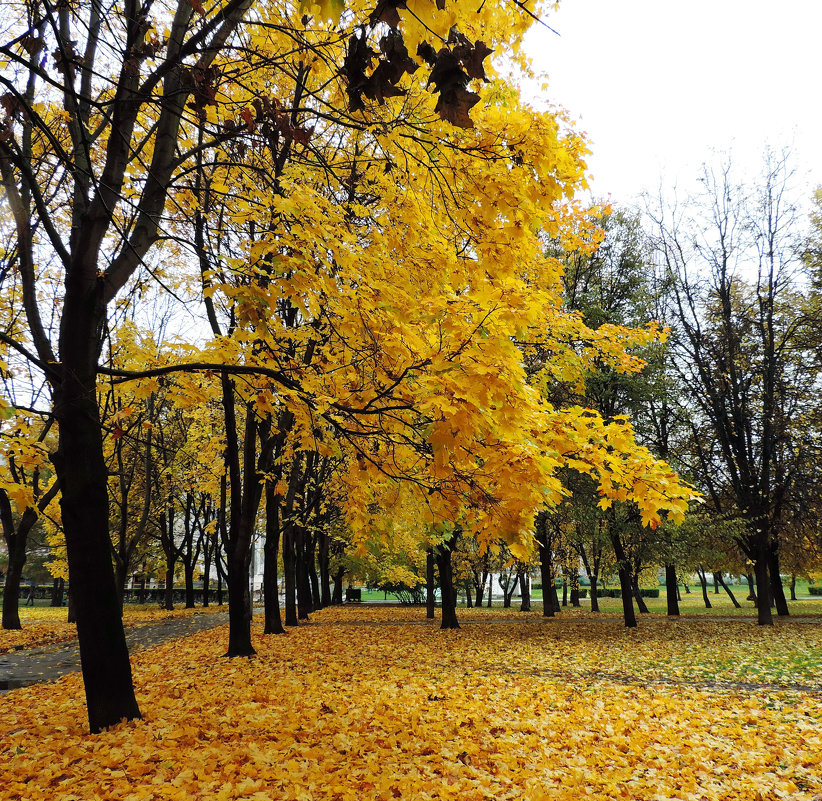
2,605,821,800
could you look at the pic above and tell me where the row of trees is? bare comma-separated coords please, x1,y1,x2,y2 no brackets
5,0,820,742
0,0,693,733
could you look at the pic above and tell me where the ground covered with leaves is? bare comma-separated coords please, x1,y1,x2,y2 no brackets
2,606,821,800
0,604,225,654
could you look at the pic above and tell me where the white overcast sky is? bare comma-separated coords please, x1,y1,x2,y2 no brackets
525,0,822,203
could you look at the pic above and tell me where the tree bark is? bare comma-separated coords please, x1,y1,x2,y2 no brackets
52,351,141,731
754,532,773,625
331,566,345,605
518,571,531,612
610,531,636,628
426,548,436,619
535,514,554,618
263,480,285,635
768,548,789,617
436,533,460,629
665,564,680,616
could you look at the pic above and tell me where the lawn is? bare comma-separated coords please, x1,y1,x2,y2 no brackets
2,606,821,800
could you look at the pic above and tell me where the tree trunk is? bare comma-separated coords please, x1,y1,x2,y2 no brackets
331,566,344,605
184,562,195,609
52,348,141,731
590,574,600,613
51,577,65,608
465,581,473,608
202,537,211,607
67,588,76,624
486,573,493,607
1,544,24,630
632,574,650,614
665,564,680,616
610,531,636,628
283,524,298,625
789,574,797,602
295,528,313,620
163,562,175,611
753,533,773,625
714,572,741,608
570,572,580,608
697,567,712,609
536,518,554,618
746,572,757,604
426,548,435,619
318,529,331,608
518,571,531,612
561,577,567,607
436,534,460,629
768,548,789,617
263,482,285,635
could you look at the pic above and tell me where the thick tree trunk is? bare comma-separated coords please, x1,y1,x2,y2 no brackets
665,564,680,616
536,521,554,618
52,352,141,732
67,589,76,623
590,575,600,613
561,577,567,607
223,402,260,657
225,547,255,656
753,531,773,625
789,574,797,602
436,534,460,630
1,546,24,630
714,572,741,608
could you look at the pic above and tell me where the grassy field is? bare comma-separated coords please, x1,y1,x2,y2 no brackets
2,605,821,800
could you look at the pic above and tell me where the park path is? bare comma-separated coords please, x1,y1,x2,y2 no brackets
0,611,229,692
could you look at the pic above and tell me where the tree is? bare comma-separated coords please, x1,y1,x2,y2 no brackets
649,152,819,625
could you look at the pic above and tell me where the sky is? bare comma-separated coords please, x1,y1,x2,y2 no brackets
524,0,822,204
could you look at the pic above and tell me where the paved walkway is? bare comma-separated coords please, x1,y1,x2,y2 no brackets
0,611,229,692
